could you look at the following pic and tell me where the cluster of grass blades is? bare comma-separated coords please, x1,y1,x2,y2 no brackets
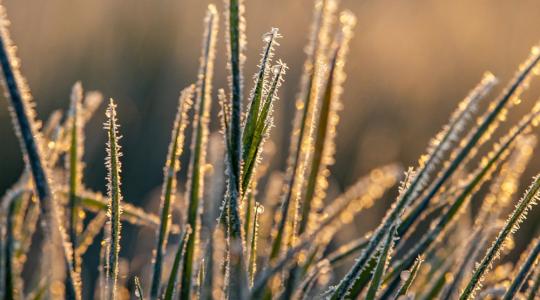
1,0,540,299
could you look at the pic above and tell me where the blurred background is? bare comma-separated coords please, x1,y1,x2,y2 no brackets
2,0,540,297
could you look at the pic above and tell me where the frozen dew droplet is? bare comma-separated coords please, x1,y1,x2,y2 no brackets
400,270,411,281
272,65,281,75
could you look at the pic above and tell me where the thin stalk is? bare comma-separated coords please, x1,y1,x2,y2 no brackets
104,99,123,300
225,0,249,297
150,86,194,299
365,223,397,300
164,227,192,300
181,5,218,298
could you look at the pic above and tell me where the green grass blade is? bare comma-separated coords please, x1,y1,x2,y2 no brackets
104,99,124,300
366,223,397,300
242,62,286,195
67,81,84,273
164,226,192,300
248,202,263,286
242,28,280,166
181,5,218,299
459,173,540,300
225,0,246,192
503,237,540,300
150,86,194,299
327,167,415,299
224,0,250,297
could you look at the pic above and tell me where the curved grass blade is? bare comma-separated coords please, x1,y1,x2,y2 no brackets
181,5,218,298
104,99,124,300
502,237,540,300
150,86,194,299
459,173,540,300
0,4,80,299
164,226,192,300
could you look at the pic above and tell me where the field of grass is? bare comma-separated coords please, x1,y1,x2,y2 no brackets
1,0,540,299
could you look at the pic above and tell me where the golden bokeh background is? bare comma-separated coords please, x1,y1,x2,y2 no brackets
1,0,540,297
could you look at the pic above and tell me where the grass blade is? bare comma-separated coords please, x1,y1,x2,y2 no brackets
365,223,397,300
224,0,250,297
181,5,218,298
150,86,194,299
164,226,192,300
242,28,281,171
248,202,263,286
104,99,124,300
241,62,286,196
